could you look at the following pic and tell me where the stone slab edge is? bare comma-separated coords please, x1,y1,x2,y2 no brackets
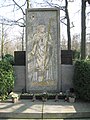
43,112,90,119
0,113,42,119
0,112,90,119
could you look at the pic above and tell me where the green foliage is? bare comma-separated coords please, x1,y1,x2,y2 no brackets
0,60,13,72
0,61,14,100
3,54,14,65
73,50,80,60
73,60,90,101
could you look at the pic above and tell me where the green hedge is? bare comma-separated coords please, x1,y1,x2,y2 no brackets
73,60,90,101
3,54,14,65
0,61,14,100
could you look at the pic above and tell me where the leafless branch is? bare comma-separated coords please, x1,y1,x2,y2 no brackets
60,20,67,26
44,0,65,11
0,4,14,8
0,16,25,27
15,1,27,12
60,16,66,21
87,12,90,15
12,0,25,15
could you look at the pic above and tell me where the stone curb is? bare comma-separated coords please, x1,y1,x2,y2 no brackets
0,112,90,119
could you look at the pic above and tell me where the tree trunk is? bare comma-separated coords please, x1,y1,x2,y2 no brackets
65,0,71,50
81,0,86,59
26,0,30,9
22,25,24,51
1,23,4,59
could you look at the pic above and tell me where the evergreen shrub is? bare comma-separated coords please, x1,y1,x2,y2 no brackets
3,54,14,65
73,60,90,101
0,61,14,100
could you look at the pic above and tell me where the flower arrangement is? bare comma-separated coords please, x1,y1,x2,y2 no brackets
68,92,76,103
9,92,19,103
65,88,76,102
42,92,48,102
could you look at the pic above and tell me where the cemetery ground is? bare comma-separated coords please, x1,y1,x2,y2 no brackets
0,96,90,120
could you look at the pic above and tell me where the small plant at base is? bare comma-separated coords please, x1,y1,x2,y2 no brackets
55,94,59,102
32,94,36,102
42,92,48,102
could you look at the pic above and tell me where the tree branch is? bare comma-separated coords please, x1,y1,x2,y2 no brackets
44,0,65,11
0,4,14,8
60,20,67,26
12,0,25,15
0,16,25,27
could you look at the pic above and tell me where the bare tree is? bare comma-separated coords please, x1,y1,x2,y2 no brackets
81,0,90,59
1,23,4,59
81,0,86,59
43,0,72,50
65,0,71,50
14,35,22,51
11,0,30,50
61,35,67,50
0,24,14,56
0,0,30,52
72,34,80,51
26,0,30,9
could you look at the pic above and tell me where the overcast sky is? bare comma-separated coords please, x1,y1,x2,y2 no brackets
0,0,90,41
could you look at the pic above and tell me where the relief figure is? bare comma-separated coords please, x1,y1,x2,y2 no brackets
28,24,53,82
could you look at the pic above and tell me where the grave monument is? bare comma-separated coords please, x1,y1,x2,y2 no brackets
26,8,61,92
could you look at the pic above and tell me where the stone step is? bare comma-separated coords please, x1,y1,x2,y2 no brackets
0,112,90,119
0,118,90,120
0,100,90,119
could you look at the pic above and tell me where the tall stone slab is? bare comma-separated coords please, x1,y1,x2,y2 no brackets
26,8,61,92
